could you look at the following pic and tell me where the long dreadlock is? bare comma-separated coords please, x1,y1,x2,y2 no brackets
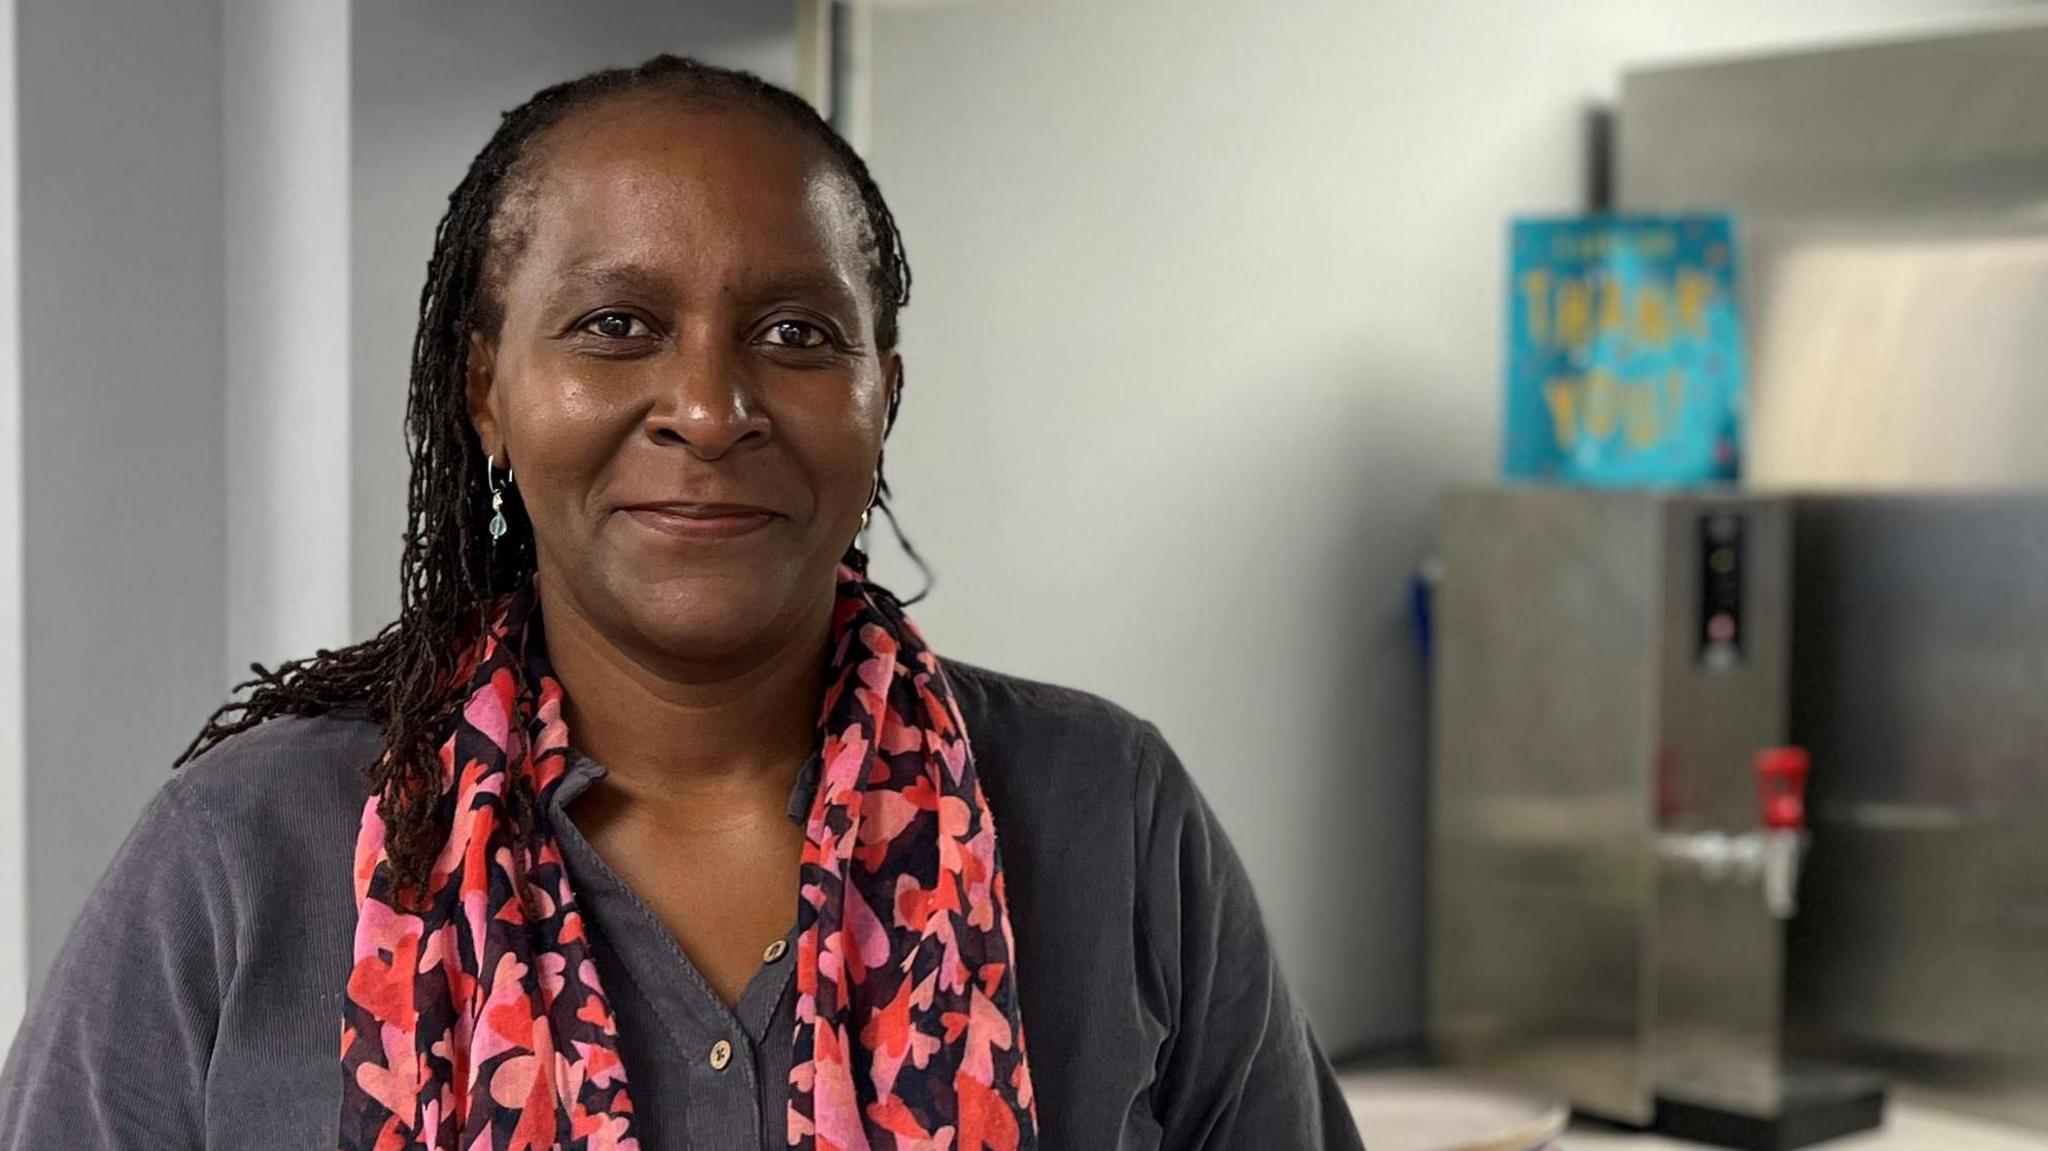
176,55,922,895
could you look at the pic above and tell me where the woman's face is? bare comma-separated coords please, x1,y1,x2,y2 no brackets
468,95,898,667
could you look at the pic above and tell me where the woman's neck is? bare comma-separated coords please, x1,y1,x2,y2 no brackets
536,577,829,809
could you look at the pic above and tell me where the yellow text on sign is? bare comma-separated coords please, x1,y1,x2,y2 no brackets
1543,371,1689,451
1518,267,1717,355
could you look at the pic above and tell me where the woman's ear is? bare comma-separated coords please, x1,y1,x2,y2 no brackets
466,328,502,460
882,352,905,438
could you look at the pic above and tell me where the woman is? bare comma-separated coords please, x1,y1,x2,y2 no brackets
0,57,1364,1151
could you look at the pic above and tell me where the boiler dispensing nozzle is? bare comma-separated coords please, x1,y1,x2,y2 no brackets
1756,746,1811,920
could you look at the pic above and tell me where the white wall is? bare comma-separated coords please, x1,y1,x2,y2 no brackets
18,0,227,993
348,1,800,633
863,0,2035,1054
223,0,352,684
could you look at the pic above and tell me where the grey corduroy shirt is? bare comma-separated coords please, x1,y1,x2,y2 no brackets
0,660,1365,1150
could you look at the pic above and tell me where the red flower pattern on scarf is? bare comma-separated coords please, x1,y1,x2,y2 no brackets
339,565,1037,1151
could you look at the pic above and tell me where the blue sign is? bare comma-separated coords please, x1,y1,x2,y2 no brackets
1504,215,1745,485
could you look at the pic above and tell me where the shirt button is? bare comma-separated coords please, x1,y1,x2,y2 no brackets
709,1039,733,1071
763,938,788,963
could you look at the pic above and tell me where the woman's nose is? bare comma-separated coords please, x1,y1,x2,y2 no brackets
643,334,771,460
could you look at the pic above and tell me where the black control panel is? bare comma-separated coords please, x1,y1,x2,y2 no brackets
1698,511,1745,669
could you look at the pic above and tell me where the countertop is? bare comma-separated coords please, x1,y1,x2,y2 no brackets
1561,1105,2048,1151
1336,1069,2048,1151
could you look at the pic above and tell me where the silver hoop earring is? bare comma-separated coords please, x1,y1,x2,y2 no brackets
486,454,509,543
859,470,880,535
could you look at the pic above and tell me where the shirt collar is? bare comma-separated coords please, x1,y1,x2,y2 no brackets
553,743,824,827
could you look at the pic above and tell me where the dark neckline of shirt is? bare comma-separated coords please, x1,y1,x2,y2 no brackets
542,744,825,1147
553,744,824,827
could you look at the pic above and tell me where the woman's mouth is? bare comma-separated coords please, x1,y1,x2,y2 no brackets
617,502,782,540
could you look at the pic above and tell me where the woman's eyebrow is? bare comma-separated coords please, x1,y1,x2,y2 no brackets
542,261,861,315
544,260,674,308
738,269,862,312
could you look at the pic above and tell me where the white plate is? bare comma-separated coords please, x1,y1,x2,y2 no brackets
1340,1069,1570,1151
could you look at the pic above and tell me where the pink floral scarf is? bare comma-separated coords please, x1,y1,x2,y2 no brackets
339,565,1038,1151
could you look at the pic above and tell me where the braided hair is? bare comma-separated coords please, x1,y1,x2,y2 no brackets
176,55,916,894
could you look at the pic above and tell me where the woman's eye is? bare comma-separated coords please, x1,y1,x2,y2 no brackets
583,312,651,340
763,320,828,349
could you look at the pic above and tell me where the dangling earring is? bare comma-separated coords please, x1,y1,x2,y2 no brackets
487,454,509,544
859,469,880,536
